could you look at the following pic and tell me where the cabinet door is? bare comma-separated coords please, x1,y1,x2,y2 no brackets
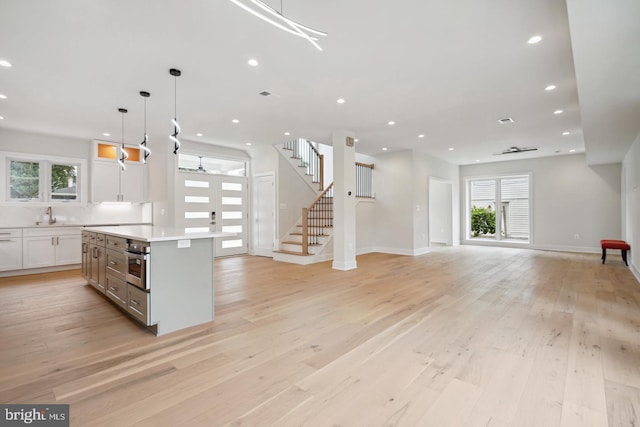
0,238,22,271
81,242,90,279
121,163,145,202
97,247,107,292
23,236,56,268
56,235,81,265
92,161,120,202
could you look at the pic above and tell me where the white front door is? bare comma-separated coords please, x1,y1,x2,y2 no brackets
253,173,276,257
176,172,248,257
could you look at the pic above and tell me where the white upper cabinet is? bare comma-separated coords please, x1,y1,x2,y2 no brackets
91,141,146,203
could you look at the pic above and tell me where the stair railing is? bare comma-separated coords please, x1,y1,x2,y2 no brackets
283,139,324,190
301,183,334,254
355,162,375,198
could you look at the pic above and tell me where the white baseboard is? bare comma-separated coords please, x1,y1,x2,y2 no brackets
0,264,80,278
371,246,431,256
332,260,358,270
631,262,640,285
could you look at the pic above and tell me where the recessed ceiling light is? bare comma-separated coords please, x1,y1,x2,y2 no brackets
102,132,110,137
545,85,556,91
562,131,570,136
0,60,11,68
284,131,290,136
232,119,239,124
448,147,454,151
388,121,395,126
418,134,425,138
554,110,563,115
382,147,388,151
246,142,252,146
247,58,259,67
336,98,345,104
528,35,542,44
354,138,359,142
475,159,480,162
0,116,4,120
569,149,576,153
0,94,7,99
196,133,203,137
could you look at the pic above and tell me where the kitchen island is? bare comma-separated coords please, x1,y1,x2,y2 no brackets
84,225,229,336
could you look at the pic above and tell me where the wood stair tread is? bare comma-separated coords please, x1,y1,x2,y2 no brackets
290,232,326,237
282,241,320,246
273,250,313,256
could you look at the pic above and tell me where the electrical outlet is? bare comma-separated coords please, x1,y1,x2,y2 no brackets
573,234,580,240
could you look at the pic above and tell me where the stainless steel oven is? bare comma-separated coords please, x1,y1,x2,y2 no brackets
125,240,150,290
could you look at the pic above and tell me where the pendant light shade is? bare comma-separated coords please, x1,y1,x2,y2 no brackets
169,68,182,155
118,108,128,171
139,91,151,164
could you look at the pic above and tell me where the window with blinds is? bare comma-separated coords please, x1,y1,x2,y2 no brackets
467,174,530,242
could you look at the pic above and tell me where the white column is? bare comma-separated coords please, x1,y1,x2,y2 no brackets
332,130,357,270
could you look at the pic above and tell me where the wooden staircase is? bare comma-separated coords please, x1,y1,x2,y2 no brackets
274,184,334,264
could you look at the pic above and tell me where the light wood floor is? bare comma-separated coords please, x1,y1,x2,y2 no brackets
1,246,639,426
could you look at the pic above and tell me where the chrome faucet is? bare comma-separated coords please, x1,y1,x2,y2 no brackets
45,206,57,225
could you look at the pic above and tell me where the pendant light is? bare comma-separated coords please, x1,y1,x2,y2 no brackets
118,108,128,171
169,68,182,155
139,91,151,164
228,0,327,50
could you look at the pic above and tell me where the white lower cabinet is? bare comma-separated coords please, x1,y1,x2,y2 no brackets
22,227,82,269
0,229,23,271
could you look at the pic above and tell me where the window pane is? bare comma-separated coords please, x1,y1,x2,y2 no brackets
184,179,209,188
222,211,242,219
9,160,40,200
178,154,246,176
184,196,209,203
185,211,209,219
50,164,78,200
501,177,529,241
470,180,496,238
222,197,242,205
222,225,242,233
221,239,243,248
221,182,242,191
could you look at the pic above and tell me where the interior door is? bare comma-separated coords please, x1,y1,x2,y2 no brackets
253,173,275,257
176,172,248,257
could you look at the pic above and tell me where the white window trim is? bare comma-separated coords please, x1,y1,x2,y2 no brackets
1,151,88,206
463,172,533,246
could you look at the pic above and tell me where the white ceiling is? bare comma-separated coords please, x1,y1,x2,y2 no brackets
0,0,638,165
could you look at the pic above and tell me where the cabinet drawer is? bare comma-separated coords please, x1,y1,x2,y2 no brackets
105,248,126,278
23,227,82,238
0,229,22,238
128,284,151,325
81,231,94,243
95,233,106,247
105,235,127,251
105,274,127,307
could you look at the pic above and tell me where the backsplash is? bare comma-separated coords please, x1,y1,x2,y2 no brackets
0,203,152,227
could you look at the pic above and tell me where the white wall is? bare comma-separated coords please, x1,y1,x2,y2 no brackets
460,154,621,252
277,155,317,239
372,150,414,254
622,133,640,279
0,128,150,226
413,151,460,251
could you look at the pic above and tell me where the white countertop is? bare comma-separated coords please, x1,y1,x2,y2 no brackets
86,225,234,242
